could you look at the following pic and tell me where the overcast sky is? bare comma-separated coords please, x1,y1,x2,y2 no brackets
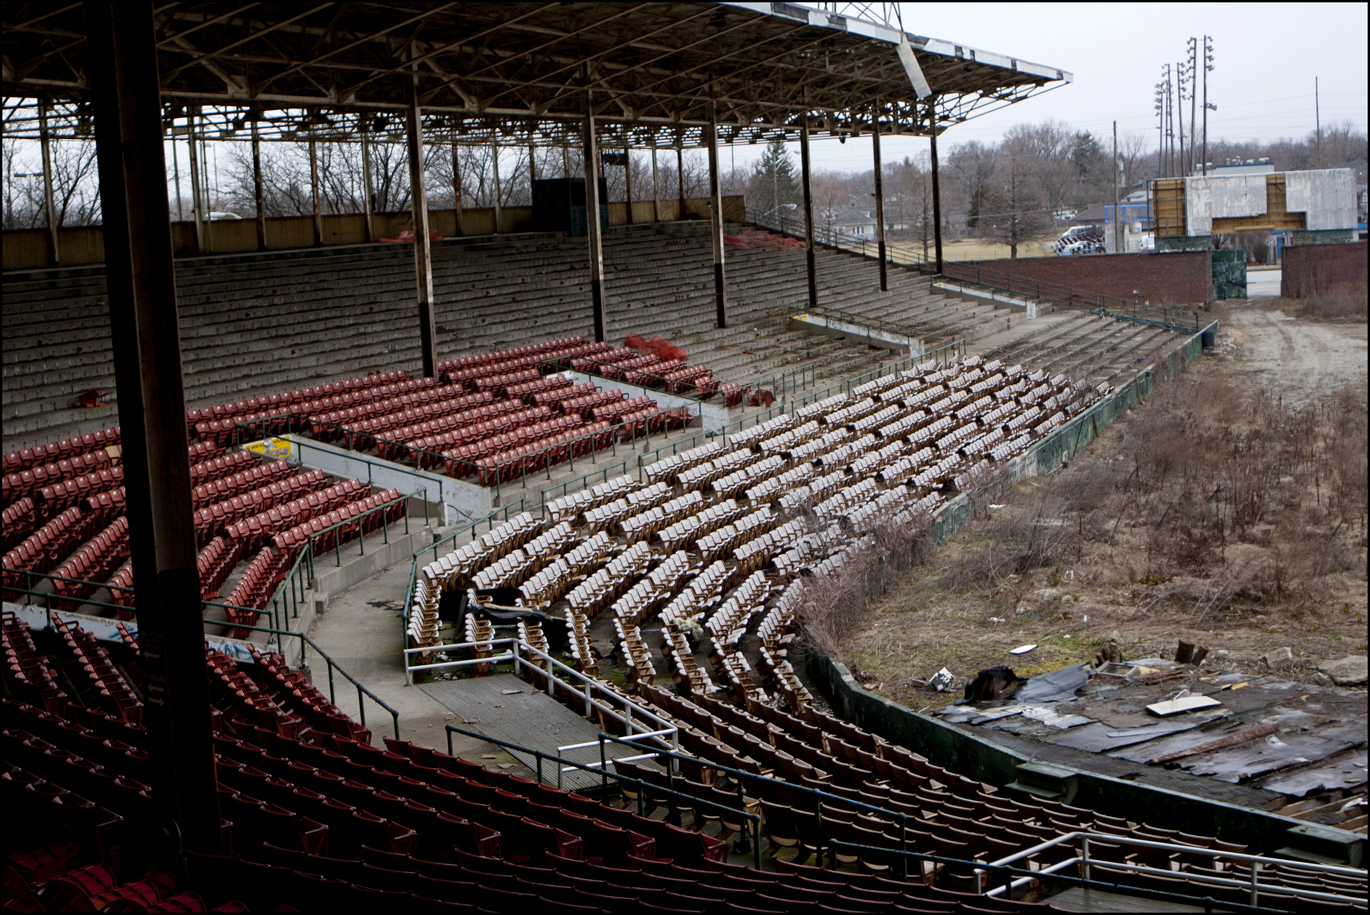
753,1,1369,175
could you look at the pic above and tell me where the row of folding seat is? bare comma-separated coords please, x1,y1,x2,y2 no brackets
339,388,493,440
557,389,626,419
196,467,324,545
530,380,598,410
224,547,293,615
641,440,726,486
251,647,371,744
3,506,100,579
223,478,364,552
52,616,143,725
696,507,779,565
394,400,532,465
617,404,694,443
504,373,574,405
657,364,716,396
473,421,612,487
3,427,120,477
3,450,113,508
592,394,659,424
1,497,38,552
543,472,637,524
270,488,404,561
207,648,307,739
195,537,245,601
49,517,131,611
564,542,652,619
34,464,126,520
441,414,585,477
308,382,474,442
185,370,409,429
435,335,592,374
3,612,68,715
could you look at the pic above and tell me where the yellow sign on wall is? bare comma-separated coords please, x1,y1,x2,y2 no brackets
244,437,292,460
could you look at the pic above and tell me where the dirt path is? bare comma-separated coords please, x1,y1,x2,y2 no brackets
1222,303,1367,403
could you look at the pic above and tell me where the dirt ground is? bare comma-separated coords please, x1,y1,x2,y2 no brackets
838,299,1368,711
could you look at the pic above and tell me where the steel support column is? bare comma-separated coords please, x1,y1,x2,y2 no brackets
360,116,375,242
308,131,322,245
491,142,503,235
871,104,887,290
928,99,944,274
583,100,608,343
706,102,728,328
676,144,686,219
451,138,464,236
800,117,818,309
651,146,661,223
85,0,218,854
405,77,438,378
624,145,634,225
251,119,266,250
186,107,204,254
39,98,60,265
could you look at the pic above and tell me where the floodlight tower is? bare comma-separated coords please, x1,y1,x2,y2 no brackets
1187,37,1198,176
1154,82,1166,178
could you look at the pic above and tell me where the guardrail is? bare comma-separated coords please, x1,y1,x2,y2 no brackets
443,722,764,869
402,496,528,628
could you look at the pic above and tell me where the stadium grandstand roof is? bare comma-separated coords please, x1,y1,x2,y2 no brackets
2,1,1072,146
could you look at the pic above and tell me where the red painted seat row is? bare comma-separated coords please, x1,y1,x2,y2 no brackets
391,401,537,465
472,368,542,397
474,423,612,487
442,415,586,477
2,427,120,477
53,615,143,725
50,517,130,611
3,507,101,579
436,336,589,374
2,497,38,552
504,374,574,405
35,465,126,520
621,358,687,387
341,393,497,441
185,371,409,429
269,489,405,561
191,459,295,508
559,390,626,419
3,611,68,715
309,386,482,442
224,548,294,617
196,468,327,546
198,537,245,601
3,450,113,508
224,479,367,553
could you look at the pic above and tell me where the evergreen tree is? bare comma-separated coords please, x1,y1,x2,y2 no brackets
748,137,800,214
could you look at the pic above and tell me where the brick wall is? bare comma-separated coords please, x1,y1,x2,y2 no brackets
947,251,1213,305
1282,242,1368,298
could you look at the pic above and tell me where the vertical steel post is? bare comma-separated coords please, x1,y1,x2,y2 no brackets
1113,120,1122,254
799,117,817,308
309,130,322,245
491,142,503,234
528,119,537,183
624,143,634,225
252,118,266,250
360,116,375,241
39,98,60,265
186,107,204,254
583,95,608,343
928,99,944,274
706,101,728,328
676,143,685,219
406,75,438,379
651,145,660,223
86,0,218,853
451,136,464,236
871,103,887,290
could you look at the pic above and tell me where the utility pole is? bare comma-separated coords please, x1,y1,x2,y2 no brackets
1155,80,1166,179
1187,38,1198,176
1315,77,1322,168
1176,60,1186,178
1202,36,1213,176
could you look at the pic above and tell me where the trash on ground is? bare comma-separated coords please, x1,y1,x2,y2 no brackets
1015,663,1090,703
1147,695,1223,716
1010,644,1037,655
963,665,1025,703
927,667,955,693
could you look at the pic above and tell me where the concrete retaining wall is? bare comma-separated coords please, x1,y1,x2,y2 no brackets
1282,242,1368,297
955,251,1213,305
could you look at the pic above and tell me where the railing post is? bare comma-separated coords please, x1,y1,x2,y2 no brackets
1249,860,1260,908
1081,835,1091,882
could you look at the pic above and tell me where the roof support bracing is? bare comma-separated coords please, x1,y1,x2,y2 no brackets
3,3,1070,148
405,70,437,379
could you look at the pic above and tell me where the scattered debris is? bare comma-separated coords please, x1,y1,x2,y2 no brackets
963,665,1025,702
927,667,955,693
1094,639,1124,666
987,617,1006,624
1264,647,1294,667
480,754,498,760
1010,644,1037,655
1317,656,1368,688
1015,663,1090,703
497,763,514,769
1175,638,1210,666
500,689,523,695
1153,724,1279,763
1147,694,1223,716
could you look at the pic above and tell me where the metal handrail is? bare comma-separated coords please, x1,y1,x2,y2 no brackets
788,301,920,347
443,722,764,869
745,204,924,266
402,495,528,627
539,461,628,509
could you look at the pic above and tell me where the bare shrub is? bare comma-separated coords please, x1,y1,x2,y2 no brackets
1300,287,1368,323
